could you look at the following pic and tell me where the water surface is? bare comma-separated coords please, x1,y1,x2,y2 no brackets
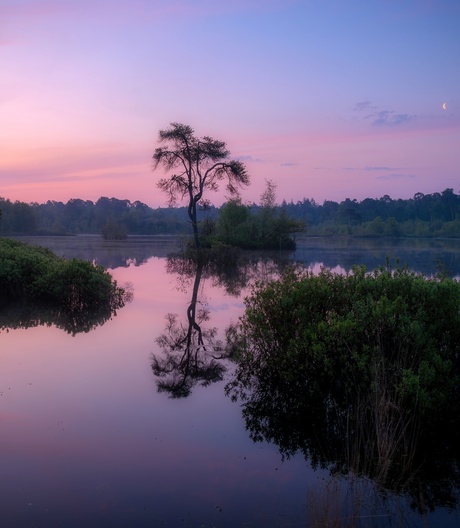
1,235,459,527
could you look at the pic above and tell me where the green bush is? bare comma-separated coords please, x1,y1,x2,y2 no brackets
0,238,129,334
228,263,460,414
226,263,460,492
226,266,460,502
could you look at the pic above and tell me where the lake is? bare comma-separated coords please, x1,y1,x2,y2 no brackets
1,235,460,527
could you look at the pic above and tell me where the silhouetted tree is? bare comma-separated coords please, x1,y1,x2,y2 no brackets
152,123,250,248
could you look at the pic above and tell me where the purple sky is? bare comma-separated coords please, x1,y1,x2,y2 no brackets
1,0,459,207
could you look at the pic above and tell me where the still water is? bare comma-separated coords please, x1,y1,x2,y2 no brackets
1,235,460,527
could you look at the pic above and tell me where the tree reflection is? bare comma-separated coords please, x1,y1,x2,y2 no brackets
166,246,294,296
152,259,227,398
152,248,295,398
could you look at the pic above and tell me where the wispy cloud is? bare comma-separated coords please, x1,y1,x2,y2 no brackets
369,111,416,126
353,101,376,112
375,173,416,180
341,166,417,181
342,166,403,172
352,101,417,127
237,155,264,163
364,166,402,171
281,162,298,167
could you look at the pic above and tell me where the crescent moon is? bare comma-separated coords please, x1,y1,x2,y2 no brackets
442,102,447,110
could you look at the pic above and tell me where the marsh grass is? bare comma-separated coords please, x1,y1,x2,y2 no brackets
306,476,421,528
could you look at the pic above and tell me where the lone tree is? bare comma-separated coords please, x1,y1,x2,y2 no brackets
153,122,250,249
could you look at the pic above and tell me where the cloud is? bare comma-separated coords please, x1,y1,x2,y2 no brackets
342,166,403,172
368,110,417,127
340,165,417,181
353,101,375,112
280,162,298,167
363,166,402,171
0,164,143,186
237,155,263,163
375,173,416,181
352,102,418,127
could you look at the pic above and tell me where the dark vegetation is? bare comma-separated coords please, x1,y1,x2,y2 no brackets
212,180,305,250
0,195,191,236
0,238,131,334
1,187,459,242
226,263,460,511
286,188,460,237
100,216,128,240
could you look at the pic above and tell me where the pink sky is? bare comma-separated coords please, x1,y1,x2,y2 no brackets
1,0,459,207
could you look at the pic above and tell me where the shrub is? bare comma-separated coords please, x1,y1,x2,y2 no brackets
226,263,460,492
0,238,129,334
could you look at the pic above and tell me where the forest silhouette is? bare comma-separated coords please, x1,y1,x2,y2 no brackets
1,188,459,238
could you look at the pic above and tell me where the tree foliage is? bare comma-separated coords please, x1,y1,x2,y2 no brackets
152,122,249,248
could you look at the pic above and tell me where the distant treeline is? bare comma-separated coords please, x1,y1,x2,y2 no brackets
285,188,460,237
1,188,459,238
0,196,192,237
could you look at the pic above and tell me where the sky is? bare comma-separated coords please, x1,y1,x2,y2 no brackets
1,0,460,208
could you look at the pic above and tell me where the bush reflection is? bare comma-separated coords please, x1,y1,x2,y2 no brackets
225,266,460,517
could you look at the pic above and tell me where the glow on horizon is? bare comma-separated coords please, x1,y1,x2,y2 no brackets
1,0,459,207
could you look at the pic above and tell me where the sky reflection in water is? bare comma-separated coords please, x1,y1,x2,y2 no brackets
0,251,314,527
1,236,460,527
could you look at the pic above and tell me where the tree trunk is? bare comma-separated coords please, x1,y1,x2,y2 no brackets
188,200,201,249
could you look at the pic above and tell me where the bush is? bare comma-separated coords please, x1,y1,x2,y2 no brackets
0,238,129,334
228,263,460,413
226,263,460,493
